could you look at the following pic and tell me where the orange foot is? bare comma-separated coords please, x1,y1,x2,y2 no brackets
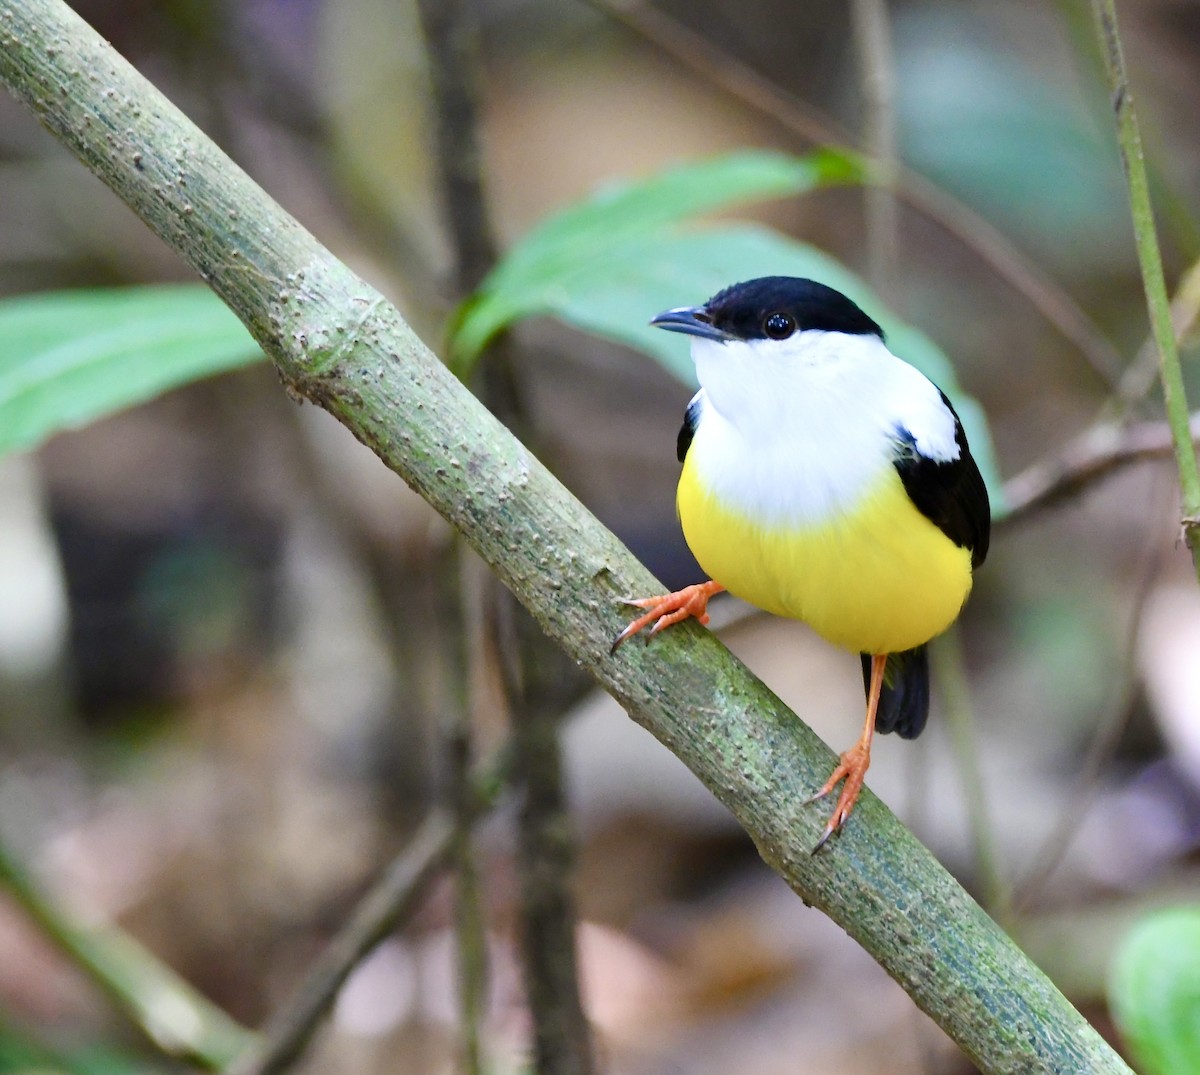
610,580,725,653
804,740,871,854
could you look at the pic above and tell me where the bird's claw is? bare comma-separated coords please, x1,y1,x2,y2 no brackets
609,612,662,653
610,582,722,654
805,744,870,855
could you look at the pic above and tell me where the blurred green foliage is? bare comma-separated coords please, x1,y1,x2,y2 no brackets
895,7,1131,269
1109,906,1200,1075
0,1021,149,1075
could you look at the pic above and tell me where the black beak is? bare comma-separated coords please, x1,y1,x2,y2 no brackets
650,305,733,343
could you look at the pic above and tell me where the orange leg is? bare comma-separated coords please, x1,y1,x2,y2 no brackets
806,652,887,853
610,580,725,653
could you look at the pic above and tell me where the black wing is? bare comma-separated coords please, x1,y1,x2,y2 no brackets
677,392,703,463
892,391,990,569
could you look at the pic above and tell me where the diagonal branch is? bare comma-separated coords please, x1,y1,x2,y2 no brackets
0,4,1131,1072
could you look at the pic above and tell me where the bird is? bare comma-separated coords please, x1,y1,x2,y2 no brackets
612,276,990,851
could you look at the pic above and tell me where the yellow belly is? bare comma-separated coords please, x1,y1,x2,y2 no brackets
677,458,973,655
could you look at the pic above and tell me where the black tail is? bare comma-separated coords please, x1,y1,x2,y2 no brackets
860,646,930,740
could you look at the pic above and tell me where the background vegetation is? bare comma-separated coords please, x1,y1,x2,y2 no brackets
1,0,1199,1072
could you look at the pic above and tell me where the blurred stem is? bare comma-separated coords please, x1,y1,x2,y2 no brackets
453,552,492,1075
1091,0,1200,581
417,0,496,1068
0,7,1135,1069
226,752,511,1075
929,629,1009,922
510,662,594,1075
851,0,899,300
0,839,255,1069
414,0,495,296
416,1,595,1071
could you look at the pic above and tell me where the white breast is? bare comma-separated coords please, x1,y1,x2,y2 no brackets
686,331,959,526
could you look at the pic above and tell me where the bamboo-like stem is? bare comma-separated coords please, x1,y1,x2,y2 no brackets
0,840,255,1069
1057,0,1200,264
1091,0,1200,580
0,5,1132,1071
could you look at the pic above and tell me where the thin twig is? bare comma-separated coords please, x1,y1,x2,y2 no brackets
0,839,256,1070
999,411,1200,526
453,552,494,1075
582,0,1125,389
1091,0,1200,579
451,753,489,1075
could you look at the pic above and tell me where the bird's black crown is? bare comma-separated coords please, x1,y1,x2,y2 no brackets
704,276,884,342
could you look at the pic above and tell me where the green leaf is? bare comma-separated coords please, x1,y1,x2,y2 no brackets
0,1021,150,1075
1109,905,1200,1075
0,285,263,458
449,148,864,369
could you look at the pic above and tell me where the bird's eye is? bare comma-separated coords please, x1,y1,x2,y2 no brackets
763,312,796,339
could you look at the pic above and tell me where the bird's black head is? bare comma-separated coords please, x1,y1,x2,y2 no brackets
651,276,884,344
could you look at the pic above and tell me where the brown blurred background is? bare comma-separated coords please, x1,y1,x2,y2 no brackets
2,1,1200,1072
